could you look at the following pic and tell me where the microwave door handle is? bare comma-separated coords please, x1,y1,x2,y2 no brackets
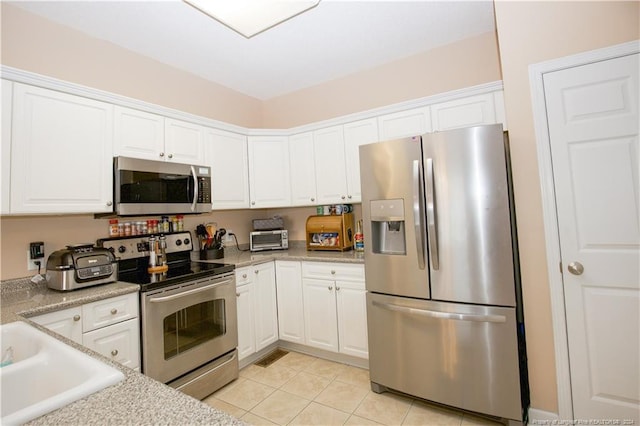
190,165,198,212
425,158,439,270
413,160,426,270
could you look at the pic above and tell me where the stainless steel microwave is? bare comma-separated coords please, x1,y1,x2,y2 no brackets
114,157,212,216
249,230,289,252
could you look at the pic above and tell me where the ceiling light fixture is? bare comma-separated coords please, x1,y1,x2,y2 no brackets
184,0,321,38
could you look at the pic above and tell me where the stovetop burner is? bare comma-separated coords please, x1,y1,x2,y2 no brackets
98,231,235,292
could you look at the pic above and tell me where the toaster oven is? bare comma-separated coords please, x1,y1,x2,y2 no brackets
249,230,288,252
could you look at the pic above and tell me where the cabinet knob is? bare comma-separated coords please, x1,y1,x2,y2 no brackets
110,308,118,315
336,286,340,291
330,270,336,275
328,286,333,291
236,292,240,297
73,315,81,322
168,154,173,159
341,195,346,200
106,201,113,207
111,349,118,357
311,198,315,202
347,195,352,199
159,152,165,157
251,201,256,206
254,270,259,274
242,274,247,279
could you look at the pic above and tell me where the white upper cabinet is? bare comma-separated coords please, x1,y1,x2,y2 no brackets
164,118,205,164
289,131,317,206
313,125,348,204
343,118,379,203
113,106,165,160
377,106,432,141
2,79,13,214
430,93,499,132
247,135,291,208
10,83,114,214
204,128,250,210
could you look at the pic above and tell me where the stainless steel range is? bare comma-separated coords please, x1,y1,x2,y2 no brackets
98,231,238,399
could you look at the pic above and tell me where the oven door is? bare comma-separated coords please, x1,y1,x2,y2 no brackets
141,273,237,384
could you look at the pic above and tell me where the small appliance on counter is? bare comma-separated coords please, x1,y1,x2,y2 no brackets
306,213,354,251
249,216,289,252
45,244,118,291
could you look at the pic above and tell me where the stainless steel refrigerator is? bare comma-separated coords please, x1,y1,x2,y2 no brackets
359,124,529,423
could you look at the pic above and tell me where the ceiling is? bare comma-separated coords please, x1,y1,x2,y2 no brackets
9,1,497,100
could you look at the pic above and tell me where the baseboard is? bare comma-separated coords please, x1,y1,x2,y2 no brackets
528,408,560,424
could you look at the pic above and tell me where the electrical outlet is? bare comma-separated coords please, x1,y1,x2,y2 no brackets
27,250,43,271
224,229,234,243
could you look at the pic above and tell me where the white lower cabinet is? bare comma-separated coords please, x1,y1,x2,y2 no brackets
235,262,279,361
275,261,306,344
31,293,140,369
301,262,368,359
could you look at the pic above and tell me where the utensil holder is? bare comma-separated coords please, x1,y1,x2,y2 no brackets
200,248,224,260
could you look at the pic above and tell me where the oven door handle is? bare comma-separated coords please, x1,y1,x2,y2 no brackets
148,279,232,303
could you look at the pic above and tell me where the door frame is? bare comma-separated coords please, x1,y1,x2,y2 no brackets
529,39,639,420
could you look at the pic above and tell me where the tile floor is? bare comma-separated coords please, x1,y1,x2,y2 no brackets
203,351,503,426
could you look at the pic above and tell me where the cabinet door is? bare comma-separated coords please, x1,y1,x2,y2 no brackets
164,118,204,164
313,125,348,204
2,79,12,214
343,118,379,203
289,132,317,206
11,83,114,214
113,106,164,160
82,318,140,369
302,278,339,352
377,106,432,140
205,128,250,209
430,93,497,132
247,136,291,208
31,306,83,344
82,293,139,333
253,262,279,351
336,280,369,359
275,261,305,344
236,281,256,361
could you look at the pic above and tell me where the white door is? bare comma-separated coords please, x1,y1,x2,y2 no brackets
252,262,279,351
343,118,379,203
314,125,348,204
247,135,291,208
289,132,317,206
544,53,639,421
335,280,368,359
113,106,165,160
2,79,12,214
204,128,250,209
302,278,339,352
235,281,256,361
275,261,306,344
164,118,204,164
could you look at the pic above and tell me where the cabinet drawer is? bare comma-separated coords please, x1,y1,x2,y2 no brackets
301,262,364,282
82,318,140,369
82,293,139,333
235,267,252,286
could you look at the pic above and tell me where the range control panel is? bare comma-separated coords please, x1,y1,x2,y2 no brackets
98,232,193,261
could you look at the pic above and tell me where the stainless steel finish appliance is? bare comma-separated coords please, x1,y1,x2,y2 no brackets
249,229,289,252
99,232,238,399
360,124,528,423
46,244,118,291
114,157,212,216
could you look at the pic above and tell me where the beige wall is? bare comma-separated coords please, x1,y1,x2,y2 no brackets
263,31,502,128
0,3,262,128
494,0,639,414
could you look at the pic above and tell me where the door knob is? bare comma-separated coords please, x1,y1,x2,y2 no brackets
568,261,584,275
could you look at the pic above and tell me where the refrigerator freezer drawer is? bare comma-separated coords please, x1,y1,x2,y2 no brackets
367,292,523,421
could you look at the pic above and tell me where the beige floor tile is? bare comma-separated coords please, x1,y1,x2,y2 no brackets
304,357,351,379
345,415,384,425
289,402,350,425
353,391,412,426
402,401,463,425
241,411,278,425
280,370,332,400
315,380,369,413
334,365,371,389
461,414,503,425
249,363,299,388
202,396,247,419
272,351,318,371
250,389,311,425
240,364,264,379
214,378,276,411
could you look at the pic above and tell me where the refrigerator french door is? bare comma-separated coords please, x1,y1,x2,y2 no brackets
360,124,528,422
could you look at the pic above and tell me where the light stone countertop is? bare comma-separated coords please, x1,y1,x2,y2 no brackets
0,277,245,426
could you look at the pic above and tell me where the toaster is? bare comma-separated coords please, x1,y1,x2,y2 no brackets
46,244,118,291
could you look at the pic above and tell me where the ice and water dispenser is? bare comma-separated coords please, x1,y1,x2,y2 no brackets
370,199,406,255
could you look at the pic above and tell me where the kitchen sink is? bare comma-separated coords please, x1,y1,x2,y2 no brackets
0,321,125,425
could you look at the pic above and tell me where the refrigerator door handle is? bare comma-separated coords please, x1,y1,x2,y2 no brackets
372,300,506,323
425,158,439,270
413,160,426,270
